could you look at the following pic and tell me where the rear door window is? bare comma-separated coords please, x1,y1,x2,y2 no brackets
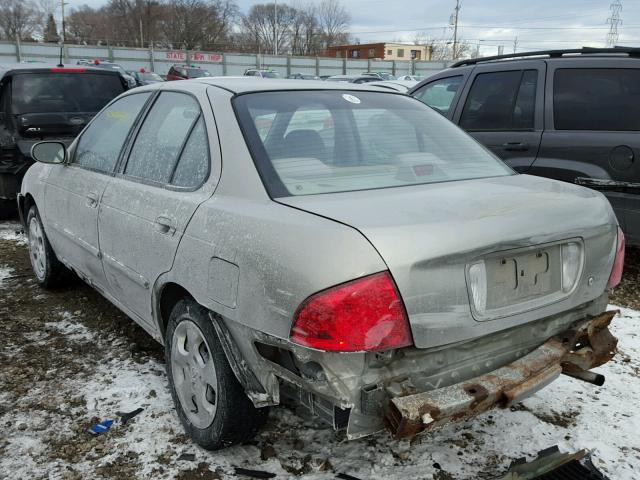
124,92,201,184
460,70,537,131
553,68,640,131
171,118,210,188
74,92,151,173
412,76,463,116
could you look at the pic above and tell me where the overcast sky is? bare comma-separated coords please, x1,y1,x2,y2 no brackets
67,0,640,56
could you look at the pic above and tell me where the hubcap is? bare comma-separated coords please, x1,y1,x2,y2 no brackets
28,217,46,280
171,320,218,428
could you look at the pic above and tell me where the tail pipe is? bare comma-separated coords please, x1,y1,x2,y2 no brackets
561,365,605,386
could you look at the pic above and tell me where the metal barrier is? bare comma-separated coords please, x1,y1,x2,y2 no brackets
0,41,448,79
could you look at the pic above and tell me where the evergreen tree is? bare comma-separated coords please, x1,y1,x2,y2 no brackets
44,13,58,43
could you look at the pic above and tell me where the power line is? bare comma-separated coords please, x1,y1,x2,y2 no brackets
606,0,623,46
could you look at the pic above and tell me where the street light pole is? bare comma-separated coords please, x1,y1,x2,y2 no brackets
60,0,66,44
58,0,68,67
274,0,278,55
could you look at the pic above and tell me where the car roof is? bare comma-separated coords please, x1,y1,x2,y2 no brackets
0,63,123,78
132,77,405,95
450,47,640,68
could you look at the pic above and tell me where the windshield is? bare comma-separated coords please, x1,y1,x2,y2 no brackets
187,68,210,78
141,72,163,82
11,72,125,114
234,91,512,197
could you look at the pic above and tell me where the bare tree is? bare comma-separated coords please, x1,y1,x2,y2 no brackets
430,39,472,61
289,2,319,55
0,0,42,41
317,0,349,49
200,0,238,50
66,5,104,44
241,3,297,54
161,0,238,50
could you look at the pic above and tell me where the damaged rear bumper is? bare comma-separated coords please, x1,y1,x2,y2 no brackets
385,310,618,438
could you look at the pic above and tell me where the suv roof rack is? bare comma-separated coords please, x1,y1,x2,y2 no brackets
450,46,640,68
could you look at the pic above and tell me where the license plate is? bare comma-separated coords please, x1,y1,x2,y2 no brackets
485,245,561,311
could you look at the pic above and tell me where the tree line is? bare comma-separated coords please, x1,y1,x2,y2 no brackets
0,0,351,56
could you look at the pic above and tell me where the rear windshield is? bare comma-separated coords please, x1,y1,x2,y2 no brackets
234,90,512,197
187,68,210,78
12,73,124,114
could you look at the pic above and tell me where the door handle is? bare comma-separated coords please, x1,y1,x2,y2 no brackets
86,192,99,208
154,215,176,235
503,142,529,152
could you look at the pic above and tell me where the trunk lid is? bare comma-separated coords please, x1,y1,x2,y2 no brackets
278,174,617,348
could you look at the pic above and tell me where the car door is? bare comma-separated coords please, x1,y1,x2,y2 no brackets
43,92,152,288
98,90,216,325
451,61,545,172
530,59,640,244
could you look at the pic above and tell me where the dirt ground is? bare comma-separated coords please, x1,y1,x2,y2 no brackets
1,220,640,480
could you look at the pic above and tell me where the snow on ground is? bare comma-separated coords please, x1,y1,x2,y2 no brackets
0,265,13,288
0,222,26,245
1,306,639,479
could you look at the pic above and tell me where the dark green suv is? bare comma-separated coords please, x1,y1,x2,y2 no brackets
411,47,640,245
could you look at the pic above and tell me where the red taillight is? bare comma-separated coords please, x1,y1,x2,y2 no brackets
607,226,625,289
290,272,413,352
50,68,86,73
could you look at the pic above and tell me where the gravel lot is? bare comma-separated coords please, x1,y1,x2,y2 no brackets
1,220,639,480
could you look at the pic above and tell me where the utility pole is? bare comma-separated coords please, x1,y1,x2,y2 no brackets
58,0,67,67
450,0,460,60
274,0,278,55
140,18,144,48
606,0,622,47
60,0,66,44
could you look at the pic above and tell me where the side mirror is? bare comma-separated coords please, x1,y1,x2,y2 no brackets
31,141,66,164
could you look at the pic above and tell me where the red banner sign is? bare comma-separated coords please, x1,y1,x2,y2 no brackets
164,51,222,62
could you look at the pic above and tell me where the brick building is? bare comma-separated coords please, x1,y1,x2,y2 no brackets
324,42,433,61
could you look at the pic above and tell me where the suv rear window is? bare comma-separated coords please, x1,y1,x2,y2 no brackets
234,90,512,197
460,70,537,131
11,73,124,114
554,68,640,131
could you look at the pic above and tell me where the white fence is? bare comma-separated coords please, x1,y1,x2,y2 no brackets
0,41,449,78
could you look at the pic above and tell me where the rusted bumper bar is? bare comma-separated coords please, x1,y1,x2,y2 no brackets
385,310,618,439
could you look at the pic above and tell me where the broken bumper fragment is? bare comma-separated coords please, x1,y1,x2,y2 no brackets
385,311,618,439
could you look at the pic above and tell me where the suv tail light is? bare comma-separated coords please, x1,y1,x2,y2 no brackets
290,272,413,352
607,226,625,289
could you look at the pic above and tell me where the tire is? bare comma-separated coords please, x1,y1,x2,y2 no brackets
26,206,68,288
165,299,268,450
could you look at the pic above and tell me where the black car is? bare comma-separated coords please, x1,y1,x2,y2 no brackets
167,64,211,81
0,64,128,217
410,47,640,245
128,69,164,87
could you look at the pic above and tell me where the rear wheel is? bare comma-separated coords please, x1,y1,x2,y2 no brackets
165,299,268,450
26,206,68,287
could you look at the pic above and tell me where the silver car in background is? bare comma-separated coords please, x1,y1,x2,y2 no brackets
19,78,624,449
